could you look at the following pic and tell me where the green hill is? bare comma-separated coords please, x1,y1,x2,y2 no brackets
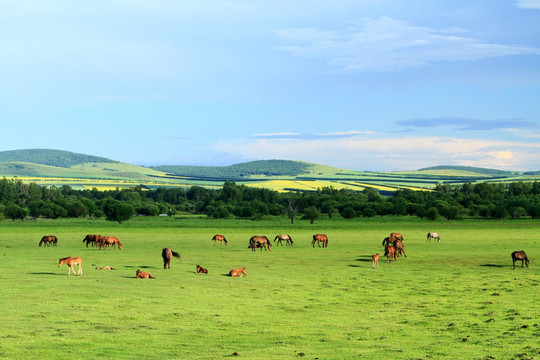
418,165,520,177
0,149,116,167
152,160,314,179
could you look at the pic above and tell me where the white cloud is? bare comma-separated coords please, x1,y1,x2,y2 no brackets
276,17,540,72
212,134,540,171
516,0,540,9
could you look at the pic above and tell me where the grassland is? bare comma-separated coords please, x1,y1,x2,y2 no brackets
0,216,538,359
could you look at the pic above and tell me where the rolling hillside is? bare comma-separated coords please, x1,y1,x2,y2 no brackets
0,149,538,192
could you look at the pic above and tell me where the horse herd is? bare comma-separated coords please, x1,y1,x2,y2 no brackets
48,230,530,276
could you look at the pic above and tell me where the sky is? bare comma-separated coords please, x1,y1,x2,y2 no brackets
1,0,539,171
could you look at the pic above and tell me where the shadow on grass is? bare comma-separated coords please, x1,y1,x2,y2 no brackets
30,272,65,276
124,265,155,269
355,255,374,263
480,264,507,268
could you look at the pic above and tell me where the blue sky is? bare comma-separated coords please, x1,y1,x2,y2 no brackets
1,0,539,171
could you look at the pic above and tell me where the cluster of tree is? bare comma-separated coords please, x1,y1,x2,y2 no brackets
0,178,539,223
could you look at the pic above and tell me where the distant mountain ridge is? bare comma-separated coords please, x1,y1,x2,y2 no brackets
0,149,116,168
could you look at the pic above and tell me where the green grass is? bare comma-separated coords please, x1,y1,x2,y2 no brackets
0,216,538,359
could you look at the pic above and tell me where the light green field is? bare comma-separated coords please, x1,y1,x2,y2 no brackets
0,217,538,359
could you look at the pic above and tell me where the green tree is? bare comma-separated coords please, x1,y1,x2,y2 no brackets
302,206,320,224
105,201,135,224
4,203,27,221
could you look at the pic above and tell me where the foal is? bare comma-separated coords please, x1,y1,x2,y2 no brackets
372,254,380,268
58,257,83,276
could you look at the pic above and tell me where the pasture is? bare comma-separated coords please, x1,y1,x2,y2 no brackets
0,216,538,359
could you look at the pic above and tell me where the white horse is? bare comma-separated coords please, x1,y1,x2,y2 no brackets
426,232,440,243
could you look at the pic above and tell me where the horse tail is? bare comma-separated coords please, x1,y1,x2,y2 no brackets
171,251,181,258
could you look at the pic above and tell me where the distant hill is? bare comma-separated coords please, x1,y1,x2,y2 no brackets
152,160,313,179
418,165,520,177
0,149,116,168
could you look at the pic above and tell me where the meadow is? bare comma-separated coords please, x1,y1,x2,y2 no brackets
0,216,538,360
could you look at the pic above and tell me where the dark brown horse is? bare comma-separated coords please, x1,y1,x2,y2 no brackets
83,234,101,248
393,239,406,258
212,234,228,246
312,234,328,248
511,251,529,269
229,267,246,277
136,269,153,279
249,236,272,251
384,245,397,263
274,234,293,246
58,257,83,276
99,236,122,250
39,235,57,247
381,236,392,247
196,265,208,274
162,248,181,269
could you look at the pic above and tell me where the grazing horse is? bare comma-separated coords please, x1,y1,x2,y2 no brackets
83,234,101,248
99,236,122,250
39,235,57,247
426,232,440,243
384,246,397,263
58,257,83,276
136,269,153,279
212,234,228,246
196,265,208,274
95,266,115,270
229,267,246,277
274,234,293,246
393,239,406,258
249,236,272,251
511,251,529,269
390,233,404,241
312,234,328,248
162,248,181,269
372,254,380,268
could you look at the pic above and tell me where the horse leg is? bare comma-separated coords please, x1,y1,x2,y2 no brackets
78,264,83,275
513,259,516,270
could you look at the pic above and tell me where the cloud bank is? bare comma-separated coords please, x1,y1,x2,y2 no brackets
276,17,540,72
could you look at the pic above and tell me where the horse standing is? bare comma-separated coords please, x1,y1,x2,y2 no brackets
274,234,293,246
393,239,406,258
39,235,57,247
83,234,101,247
312,234,328,248
162,248,181,269
390,233,404,241
229,267,246,277
249,236,272,251
426,232,440,243
381,237,392,247
384,246,397,263
372,254,380,268
511,251,529,269
212,234,228,246
58,257,83,276
136,269,153,279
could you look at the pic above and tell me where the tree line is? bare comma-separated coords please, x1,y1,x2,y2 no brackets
0,178,539,223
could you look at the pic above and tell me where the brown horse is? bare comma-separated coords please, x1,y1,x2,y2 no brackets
372,253,380,268
390,232,404,241
274,234,293,246
83,234,101,248
196,265,208,274
312,234,328,248
384,245,397,263
136,269,153,279
162,248,181,269
212,234,228,246
229,267,246,277
58,257,83,276
393,239,406,258
95,266,115,270
99,236,122,250
511,251,529,269
39,235,57,247
249,236,272,251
